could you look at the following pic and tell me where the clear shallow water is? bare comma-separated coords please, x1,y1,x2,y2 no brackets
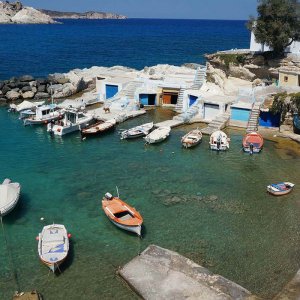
0,107,300,299
0,19,250,80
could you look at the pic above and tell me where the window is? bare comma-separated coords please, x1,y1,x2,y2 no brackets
284,76,288,82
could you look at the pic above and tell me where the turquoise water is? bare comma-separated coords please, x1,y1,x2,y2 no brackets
1,106,300,299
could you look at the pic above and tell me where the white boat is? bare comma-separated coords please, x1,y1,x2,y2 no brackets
47,108,93,136
144,126,171,144
267,182,295,196
23,104,63,126
120,122,153,140
37,224,70,273
0,178,21,216
9,100,44,113
209,130,230,151
181,129,202,148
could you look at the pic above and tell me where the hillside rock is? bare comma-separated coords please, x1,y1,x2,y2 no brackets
6,90,20,100
0,1,57,24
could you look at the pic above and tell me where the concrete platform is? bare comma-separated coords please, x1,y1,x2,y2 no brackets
155,119,184,128
91,108,146,123
119,245,256,300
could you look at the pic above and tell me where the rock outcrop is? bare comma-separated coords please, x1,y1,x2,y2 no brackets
0,1,57,24
39,9,127,20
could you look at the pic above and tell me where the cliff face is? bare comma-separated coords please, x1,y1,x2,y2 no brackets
0,1,57,24
39,9,127,20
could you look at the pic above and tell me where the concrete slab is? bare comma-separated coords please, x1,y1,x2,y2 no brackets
119,245,256,300
273,270,300,300
155,120,184,128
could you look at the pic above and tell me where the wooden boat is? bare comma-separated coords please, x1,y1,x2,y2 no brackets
181,129,202,148
23,104,63,126
37,224,70,273
81,119,116,137
267,182,295,196
0,178,21,217
144,126,171,144
243,132,264,154
47,108,93,136
209,130,230,151
102,193,143,236
120,122,153,140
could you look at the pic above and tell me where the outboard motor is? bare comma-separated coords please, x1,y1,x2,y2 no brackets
249,143,254,155
105,192,113,200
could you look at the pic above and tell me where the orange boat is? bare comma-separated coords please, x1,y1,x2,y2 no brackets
243,132,264,154
102,193,143,236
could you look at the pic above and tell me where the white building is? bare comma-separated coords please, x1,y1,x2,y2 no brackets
250,30,300,54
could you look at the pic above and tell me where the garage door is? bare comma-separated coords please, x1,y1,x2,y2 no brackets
204,103,219,120
139,94,156,105
105,84,118,99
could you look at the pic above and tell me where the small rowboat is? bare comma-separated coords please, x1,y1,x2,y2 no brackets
81,119,116,137
243,132,264,154
267,182,295,196
181,129,202,148
37,224,70,273
120,122,153,140
209,130,230,151
144,126,171,144
102,193,143,236
0,178,21,217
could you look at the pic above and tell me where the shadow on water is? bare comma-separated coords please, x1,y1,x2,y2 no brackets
3,194,31,225
57,237,75,275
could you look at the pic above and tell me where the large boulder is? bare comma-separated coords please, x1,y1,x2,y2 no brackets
0,81,4,90
19,75,34,82
11,7,57,24
6,90,20,100
21,86,32,92
66,71,88,92
35,92,50,99
48,73,69,84
47,83,76,98
37,85,46,92
2,85,11,94
22,91,35,99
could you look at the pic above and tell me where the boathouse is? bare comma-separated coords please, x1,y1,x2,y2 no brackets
229,102,252,127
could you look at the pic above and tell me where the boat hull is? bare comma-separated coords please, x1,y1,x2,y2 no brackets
144,135,169,144
81,121,115,137
0,180,21,217
267,182,295,196
110,219,142,236
24,114,63,126
49,118,93,136
242,132,264,154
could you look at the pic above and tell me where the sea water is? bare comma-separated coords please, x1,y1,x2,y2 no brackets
0,107,300,299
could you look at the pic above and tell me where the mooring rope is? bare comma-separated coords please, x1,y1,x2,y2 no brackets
0,216,20,291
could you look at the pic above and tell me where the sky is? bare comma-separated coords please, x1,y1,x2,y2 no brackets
21,0,258,20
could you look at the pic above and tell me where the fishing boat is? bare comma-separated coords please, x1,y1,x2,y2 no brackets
0,178,21,217
144,126,171,144
181,129,202,148
37,224,70,273
81,119,116,137
209,130,230,151
23,104,63,126
120,122,154,140
102,192,143,236
243,132,264,154
267,182,295,196
47,108,93,136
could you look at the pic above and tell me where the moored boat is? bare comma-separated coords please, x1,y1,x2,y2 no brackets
81,119,116,137
23,104,63,126
102,193,143,236
37,224,70,273
120,122,154,140
144,126,171,144
13,290,43,300
47,108,93,136
267,182,295,196
0,178,21,217
243,132,264,154
209,130,230,151
181,129,202,148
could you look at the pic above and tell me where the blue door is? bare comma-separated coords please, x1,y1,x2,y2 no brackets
105,85,118,99
189,95,198,107
139,94,149,105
